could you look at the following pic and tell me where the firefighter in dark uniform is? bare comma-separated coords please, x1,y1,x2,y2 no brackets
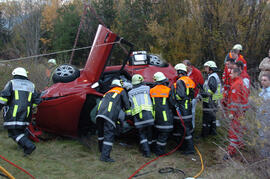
150,72,174,156
96,79,130,162
0,67,42,155
201,61,222,137
170,63,195,154
128,74,154,157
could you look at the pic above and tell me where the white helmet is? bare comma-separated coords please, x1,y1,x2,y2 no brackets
233,44,243,51
204,61,217,68
48,59,57,65
132,74,144,85
174,63,187,72
12,67,28,77
153,72,166,82
111,79,122,87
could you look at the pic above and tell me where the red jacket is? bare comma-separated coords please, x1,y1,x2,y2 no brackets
222,64,232,100
240,70,250,95
188,66,204,97
237,54,247,72
227,76,249,117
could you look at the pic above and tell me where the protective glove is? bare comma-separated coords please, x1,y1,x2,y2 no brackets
123,81,133,91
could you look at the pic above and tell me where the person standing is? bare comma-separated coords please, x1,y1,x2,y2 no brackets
259,74,270,100
96,79,130,162
170,63,195,154
150,72,174,156
235,61,250,95
232,44,247,72
201,61,222,137
258,48,270,81
0,67,42,156
224,68,249,159
128,74,154,157
182,60,204,130
256,73,270,157
45,59,57,87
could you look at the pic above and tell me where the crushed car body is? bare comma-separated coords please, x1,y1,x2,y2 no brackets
36,25,177,137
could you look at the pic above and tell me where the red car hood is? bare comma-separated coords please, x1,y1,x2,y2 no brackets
43,25,117,98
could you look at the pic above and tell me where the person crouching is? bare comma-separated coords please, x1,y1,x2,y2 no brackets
96,79,130,162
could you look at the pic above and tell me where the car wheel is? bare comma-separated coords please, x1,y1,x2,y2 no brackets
149,54,166,67
52,64,80,83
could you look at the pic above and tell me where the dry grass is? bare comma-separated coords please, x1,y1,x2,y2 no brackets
0,61,269,178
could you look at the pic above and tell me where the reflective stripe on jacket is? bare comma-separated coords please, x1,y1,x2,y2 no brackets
227,77,249,116
203,72,222,103
96,86,130,128
128,85,153,115
128,84,154,128
170,76,194,121
0,78,41,129
150,84,173,132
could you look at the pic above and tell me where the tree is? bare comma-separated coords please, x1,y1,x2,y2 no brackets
0,10,9,49
2,0,44,57
113,0,154,51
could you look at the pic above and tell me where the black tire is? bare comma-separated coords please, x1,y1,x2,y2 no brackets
52,64,80,83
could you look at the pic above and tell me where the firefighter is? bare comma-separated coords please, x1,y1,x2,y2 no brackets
0,67,41,155
46,59,57,86
96,79,130,162
128,74,154,157
170,63,195,154
201,61,222,137
150,72,173,156
232,44,247,72
224,68,249,159
182,60,204,129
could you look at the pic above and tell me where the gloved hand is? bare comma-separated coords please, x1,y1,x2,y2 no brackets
123,81,133,91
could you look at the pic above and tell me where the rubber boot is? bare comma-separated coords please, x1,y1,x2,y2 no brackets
155,145,165,156
178,139,186,151
150,142,156,153
182,139,195,155
98,140,103,153
210,120,217,135
19,137,36,156
201,125,209,138
100,145,115,162
141,143,151,158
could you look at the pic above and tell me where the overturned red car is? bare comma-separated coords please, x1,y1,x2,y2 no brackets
36,25,177,138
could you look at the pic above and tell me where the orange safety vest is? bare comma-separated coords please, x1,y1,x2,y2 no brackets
104,87,124,96
174,76,196,89
150,85,170,98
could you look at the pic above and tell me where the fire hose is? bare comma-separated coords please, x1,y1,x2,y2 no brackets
0,154,35,179
128,108,204,178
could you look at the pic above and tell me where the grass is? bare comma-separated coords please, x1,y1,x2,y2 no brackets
0,106,258,179
0,61,267,178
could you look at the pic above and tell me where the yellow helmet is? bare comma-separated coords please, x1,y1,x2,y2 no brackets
132,74,144,85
